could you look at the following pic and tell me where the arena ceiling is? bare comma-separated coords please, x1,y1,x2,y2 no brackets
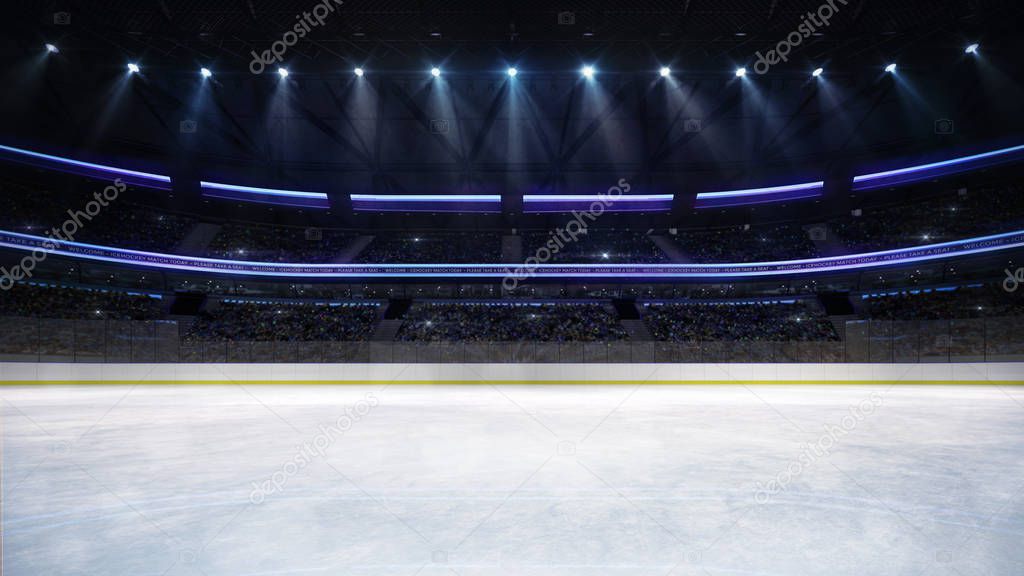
1,0,1022,224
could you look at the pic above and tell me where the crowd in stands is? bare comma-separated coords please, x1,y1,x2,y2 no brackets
0,183,195,251
522,230,669,263
355,233,503,264
205,224,359,263
396,302,629,342
0,283,163,320
184,302,380,341
643,301,840,341
667,224,820,263
831,184,1024,252
861,285,1024,320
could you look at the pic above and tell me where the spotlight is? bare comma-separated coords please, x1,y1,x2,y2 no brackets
45,43,59,54
200,67,212,78
965,43,979,55
812,67,824,77
354,67,364,77
660,67,671,78
582,65,595,79
884,63,897,73
278,67,289,78
735,67,747,77
507,67,518,78
431,67,441,77
127,62,140,74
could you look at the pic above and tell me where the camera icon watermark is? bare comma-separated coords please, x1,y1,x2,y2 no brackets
179,120,197,134
53,12,71,25
430,119,449,134
934,119,955,135
558,11,576,26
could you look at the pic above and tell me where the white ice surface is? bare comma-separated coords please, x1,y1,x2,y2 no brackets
2,384,1024,575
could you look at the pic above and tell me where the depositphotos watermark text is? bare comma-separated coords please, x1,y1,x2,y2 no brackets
1,179,125,291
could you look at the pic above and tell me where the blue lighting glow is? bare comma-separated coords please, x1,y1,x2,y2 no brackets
201,181,330,209
695,181,824,208
351,194,501,202
0,144,171,185
201,181,327,199
697,181,824,199
1,229,1020,280
853,144,1024,191
523,194,673,202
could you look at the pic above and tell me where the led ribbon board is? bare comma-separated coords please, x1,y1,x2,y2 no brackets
694,181,824,208
853,144,1024,191
349,194,502,213
523,195,674,213
0,144,172,190
201,181,330,209
2,229,1022,280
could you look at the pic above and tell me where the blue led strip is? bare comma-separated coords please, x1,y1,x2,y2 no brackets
694,181,824,208
0,144,172,189
852,144,1024,191
201,181,330,209
350,194,502,213
523,195,674,213
1,229,1021,280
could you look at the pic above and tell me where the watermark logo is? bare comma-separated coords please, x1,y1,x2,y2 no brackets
249,393,378,504
430,119,450,134
1,179,125,291
754,392,883,505
1004,267,1024,293
752,0,849,75
502,179,629,291
249,0,344,75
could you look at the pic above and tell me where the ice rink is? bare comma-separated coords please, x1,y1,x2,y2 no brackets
3,382,1024,575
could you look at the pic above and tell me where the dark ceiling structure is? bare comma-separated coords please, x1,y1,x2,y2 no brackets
1,0,1022,227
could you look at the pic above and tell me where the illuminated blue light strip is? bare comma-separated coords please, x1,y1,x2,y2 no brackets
200,181,328,199
853,144,1024,186
351,194,501,202
1,228,1021,280
0,144,171,183
696,181,824,200
523,194,674,202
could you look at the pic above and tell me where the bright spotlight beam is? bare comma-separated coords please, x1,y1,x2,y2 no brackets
582,65,595,79
735,67,747,77
431,67,441,77
127,63,140,74
884,63,897,73
965,43,979,54
354,67,364,77
200,67,212,78
660,67,671,78
277,67,289,78
45,43,59,54
812,67,824,77
507,67,518,78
